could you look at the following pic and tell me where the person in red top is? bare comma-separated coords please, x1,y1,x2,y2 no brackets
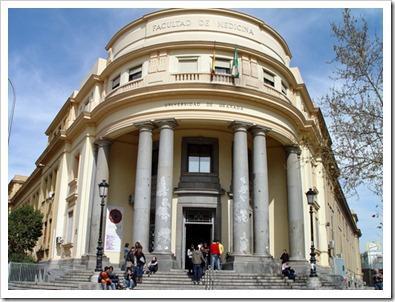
210,240,221,270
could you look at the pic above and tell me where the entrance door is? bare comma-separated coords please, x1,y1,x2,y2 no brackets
183,208,214,269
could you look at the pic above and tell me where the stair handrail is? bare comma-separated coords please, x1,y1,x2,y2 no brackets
204,265,214,290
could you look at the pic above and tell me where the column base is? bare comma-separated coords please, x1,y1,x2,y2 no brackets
81,254,110,270
307,276,322,289
147,252,176,272
223,254,280,274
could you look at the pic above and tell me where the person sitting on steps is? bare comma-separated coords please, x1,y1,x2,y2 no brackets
146,256,158,276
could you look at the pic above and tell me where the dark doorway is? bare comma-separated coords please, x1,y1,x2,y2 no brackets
184,224,212,269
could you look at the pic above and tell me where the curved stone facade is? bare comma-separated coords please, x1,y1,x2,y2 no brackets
9,8,362,282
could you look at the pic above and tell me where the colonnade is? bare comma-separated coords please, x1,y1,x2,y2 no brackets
88,119,306,263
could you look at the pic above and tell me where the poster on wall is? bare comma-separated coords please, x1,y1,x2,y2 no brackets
104,206,124,252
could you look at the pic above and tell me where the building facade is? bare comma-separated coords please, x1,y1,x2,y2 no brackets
8,8,362,279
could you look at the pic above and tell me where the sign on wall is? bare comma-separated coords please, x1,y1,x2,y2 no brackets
104,206,124,252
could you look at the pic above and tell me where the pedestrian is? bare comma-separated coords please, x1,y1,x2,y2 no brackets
201,242,210,272
98,266,112,290
373,269,383,290
187,244,194,275
108,266,119,290
191,246,206,284
146,256,159,276
126,246,135,269
218,240,224,267
134,243,146,283
210,240,221,270
280,249,289,264
124,267,137,290
122,243,130,270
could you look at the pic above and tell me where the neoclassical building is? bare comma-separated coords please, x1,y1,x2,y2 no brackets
8,8,362,281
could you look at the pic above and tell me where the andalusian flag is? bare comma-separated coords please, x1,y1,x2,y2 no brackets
231,47,239,78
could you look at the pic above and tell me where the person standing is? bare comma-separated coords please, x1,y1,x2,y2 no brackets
210,240,221,270
191,246,206,285
134,243,146,284
201,243,210,272
280,249,289,264
122,243,130,270
186,244,194,275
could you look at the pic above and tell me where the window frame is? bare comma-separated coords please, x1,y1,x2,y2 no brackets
263,69,275,87
214,58,231,75
111,74,120,90
177,56,198,73
128,65,142,82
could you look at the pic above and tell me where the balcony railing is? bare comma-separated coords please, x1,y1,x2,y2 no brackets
106,78,144,98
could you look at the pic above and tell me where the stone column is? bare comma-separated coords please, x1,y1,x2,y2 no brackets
286,146,305,261
132,122,154,250
231,121,252,255
153,119,177,253
88,140,111,255
251,126,270,256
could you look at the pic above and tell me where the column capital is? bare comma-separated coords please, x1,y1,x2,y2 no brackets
229,120,253,132
95,139,112,148
155,118,178,129
285,145,301,156
134,120,155,132
250,125,271,136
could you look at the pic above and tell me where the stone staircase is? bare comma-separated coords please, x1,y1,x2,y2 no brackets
9,268,340,290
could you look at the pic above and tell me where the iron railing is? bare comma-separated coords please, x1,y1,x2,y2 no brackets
204,265,214,290
8,262,49,283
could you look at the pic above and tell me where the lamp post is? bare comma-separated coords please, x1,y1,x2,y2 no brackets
95,179,109,272
306,188,318,277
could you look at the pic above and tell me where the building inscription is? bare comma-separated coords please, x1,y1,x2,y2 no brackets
164,101,243,111
152,18,254,36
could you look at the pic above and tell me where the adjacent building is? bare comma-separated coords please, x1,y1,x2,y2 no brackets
8,8,362,280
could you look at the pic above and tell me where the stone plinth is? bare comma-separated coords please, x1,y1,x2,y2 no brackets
223,255,280,274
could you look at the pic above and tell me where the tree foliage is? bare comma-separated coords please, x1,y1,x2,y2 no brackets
323,8,383,197
8,205,43,260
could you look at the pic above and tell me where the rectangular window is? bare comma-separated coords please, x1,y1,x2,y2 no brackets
215,59,231,74
263,69,275,87
178,57,198,73
281,81,288,95
187,144,212,173
66,210,74,243
128,65,142,81
111,75,120,90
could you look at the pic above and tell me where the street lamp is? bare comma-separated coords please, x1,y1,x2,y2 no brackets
95,179,109,272
306,188,318,277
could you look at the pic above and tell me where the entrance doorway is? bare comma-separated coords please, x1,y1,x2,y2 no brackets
183,208,214,269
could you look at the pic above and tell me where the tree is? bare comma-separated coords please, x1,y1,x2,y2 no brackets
8,205,43,262
322,8,383,197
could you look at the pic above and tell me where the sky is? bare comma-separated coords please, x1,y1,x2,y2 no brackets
7,6,384,252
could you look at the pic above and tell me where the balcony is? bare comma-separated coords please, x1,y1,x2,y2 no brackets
104,72,293,105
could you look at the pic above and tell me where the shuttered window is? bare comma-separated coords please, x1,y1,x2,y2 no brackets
178,57,198,73
129,65,142,81
111,75,120,89
263,69,275,87
215,59,231,74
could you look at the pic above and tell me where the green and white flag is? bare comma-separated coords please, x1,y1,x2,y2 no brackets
231,47,239,78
